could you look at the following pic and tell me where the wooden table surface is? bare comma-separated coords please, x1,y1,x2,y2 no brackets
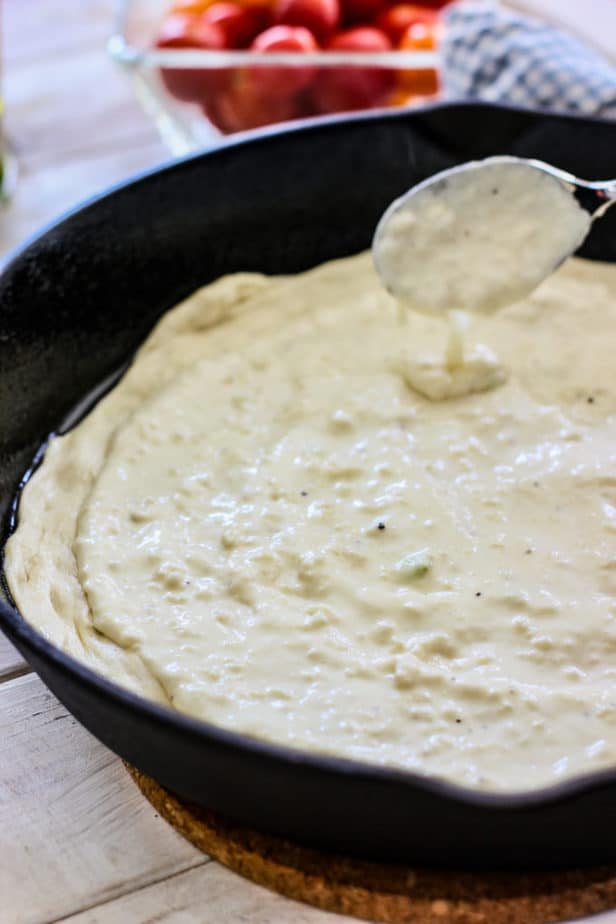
1,2,614,922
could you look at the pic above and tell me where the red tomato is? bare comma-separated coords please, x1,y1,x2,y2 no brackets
327,24,391,50
339,0,385,26
248,25,318,96
313,26,393,113
387,87,416,106
397,20,440,94
204,2,270,47
156,14,229,101
399,19,441,49
376,4,437,44
273,0,339,42
205,79,308,131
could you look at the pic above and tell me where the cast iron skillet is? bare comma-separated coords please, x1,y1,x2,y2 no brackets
1,103,616,869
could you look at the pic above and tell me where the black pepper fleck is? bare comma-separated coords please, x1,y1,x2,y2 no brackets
587,396,595,404
533,481,540,488
300,491,308,496
525,548,533,555
491,188,499,195
475,591,482,597
455,718,462,723
377,522,386,531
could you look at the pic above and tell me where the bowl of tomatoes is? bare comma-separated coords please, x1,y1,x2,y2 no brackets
109,0,446,149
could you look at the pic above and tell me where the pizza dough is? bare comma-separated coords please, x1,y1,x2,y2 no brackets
5,252,616,790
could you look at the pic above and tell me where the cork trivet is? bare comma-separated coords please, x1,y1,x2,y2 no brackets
127,765,616,924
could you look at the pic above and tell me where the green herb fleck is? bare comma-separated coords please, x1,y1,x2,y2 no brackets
396,549,432,581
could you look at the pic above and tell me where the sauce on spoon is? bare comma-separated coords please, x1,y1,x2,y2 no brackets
373,156,592,316
372,156,597,401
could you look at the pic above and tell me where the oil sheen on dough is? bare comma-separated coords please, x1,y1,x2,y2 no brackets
5,253,616,791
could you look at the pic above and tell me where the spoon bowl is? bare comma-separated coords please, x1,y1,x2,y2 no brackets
373,155,616,316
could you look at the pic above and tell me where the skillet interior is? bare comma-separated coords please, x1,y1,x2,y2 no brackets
1,103,616,867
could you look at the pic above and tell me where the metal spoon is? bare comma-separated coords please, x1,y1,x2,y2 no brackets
373,156,616,317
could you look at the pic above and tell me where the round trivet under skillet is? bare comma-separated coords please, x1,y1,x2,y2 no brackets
126,765,616,924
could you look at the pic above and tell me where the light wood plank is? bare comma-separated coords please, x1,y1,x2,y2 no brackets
0,673,207,924
55,863,616,924
61,861,351,924
5,36,162,170
2,0,168,258
4,0,118,68
0,633,28,682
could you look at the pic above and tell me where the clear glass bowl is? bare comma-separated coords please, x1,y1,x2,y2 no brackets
108,0,441,153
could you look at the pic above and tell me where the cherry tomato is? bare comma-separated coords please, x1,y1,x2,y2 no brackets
387,87,420,106
376,4,437,44
327,25,391,50
248,25,318,97
400,19,441,49
339,0,385,26
273,0,339,42
312,26,393,113
397,20,440,94
156,14,229,101
387,88,408,106
205,79,308,131
204,1,269,46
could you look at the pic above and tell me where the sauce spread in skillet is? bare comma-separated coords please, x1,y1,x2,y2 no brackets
5,252,616,791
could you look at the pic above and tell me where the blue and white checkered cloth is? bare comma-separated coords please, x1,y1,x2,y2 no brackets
441,2,616,119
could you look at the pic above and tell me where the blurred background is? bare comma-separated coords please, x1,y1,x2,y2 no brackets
1,0,614,258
